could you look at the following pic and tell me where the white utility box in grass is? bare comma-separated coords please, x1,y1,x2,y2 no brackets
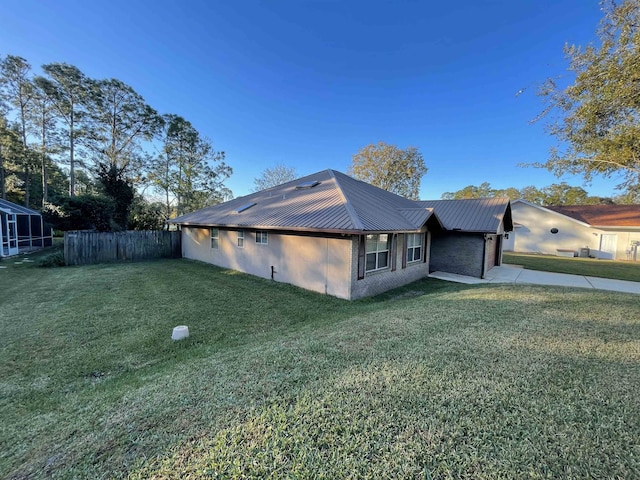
172,325,189,340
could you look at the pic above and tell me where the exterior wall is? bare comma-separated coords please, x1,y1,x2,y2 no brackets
182,227,353,299
429,232,486,278
508,202,640,260
350,232,432,299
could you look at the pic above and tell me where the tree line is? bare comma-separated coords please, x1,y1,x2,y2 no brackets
442,181,638,205
0,54,232,230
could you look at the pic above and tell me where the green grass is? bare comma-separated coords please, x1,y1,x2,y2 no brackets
1,255,639,479
504,252,640,282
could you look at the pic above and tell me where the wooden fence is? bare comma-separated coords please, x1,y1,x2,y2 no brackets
64,230,181,266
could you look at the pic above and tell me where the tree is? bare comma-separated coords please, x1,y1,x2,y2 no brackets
539,182,591,206
0,115,25,200
150,115,232,217
83,78,162,182
38,63,89,197
0,55,35,205
28,77,59,205
440,181,606,205
442,182,494,199
252,164,297,191
97,164,134,230
535,0,640,191
349,142,427,200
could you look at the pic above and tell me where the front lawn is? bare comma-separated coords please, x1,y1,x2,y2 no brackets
1,257,639,479
504,252,640,282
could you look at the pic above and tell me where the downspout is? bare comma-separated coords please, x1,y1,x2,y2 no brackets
481,234,488,279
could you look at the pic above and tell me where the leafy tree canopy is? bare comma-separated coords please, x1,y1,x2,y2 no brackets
535,0,640,191
349,142,427,200
442,181,615,205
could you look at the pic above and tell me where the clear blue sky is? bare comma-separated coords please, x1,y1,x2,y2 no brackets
0,0,622,199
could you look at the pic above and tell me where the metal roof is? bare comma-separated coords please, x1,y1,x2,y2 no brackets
0,198,42,216
545,204,640,227
172,169,441,233
417,198,513,233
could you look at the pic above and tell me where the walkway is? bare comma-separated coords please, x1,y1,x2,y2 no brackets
429,265,640,294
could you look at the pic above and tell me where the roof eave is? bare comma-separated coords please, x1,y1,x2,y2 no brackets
173,221,429,236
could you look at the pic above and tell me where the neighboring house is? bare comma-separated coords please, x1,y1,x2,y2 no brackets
418,198,513,278
505,200,640,261
171,170,444,300
0,199,53,258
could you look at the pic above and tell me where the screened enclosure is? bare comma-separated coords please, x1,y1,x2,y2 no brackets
0,199,53,257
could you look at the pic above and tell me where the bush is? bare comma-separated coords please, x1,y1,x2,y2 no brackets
42,195,115,232
38,250,65,268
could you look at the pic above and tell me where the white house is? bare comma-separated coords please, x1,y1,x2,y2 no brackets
505,200,640,261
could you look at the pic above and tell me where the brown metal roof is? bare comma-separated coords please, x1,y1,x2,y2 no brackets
171,169,440,233
416,198,513,233
545,204,640,227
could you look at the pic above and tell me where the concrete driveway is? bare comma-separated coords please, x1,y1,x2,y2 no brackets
429,265,640,294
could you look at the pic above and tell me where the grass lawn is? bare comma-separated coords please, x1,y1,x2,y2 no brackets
1,252,639,479
504,252,640,282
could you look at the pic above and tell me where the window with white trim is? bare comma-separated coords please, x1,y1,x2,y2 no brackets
210,228,219,249
406,233,422,263
365,234,390,272
237,230,244,247
256,231,268,245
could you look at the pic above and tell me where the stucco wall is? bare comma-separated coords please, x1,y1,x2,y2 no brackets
429,232,485,278
182,227,353,299
508,202,640,260
350,232,431,299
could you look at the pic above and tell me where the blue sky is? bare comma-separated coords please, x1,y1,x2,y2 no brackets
0,0,622,200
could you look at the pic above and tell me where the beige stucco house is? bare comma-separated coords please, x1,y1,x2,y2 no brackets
505,200,640,261
171,170,514,299
172,170,443,300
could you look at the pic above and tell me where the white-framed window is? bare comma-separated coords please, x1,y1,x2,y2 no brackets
365,233,390,272
256,231,268,245
210,228,219,249
237,230,244,248
406,233,422,263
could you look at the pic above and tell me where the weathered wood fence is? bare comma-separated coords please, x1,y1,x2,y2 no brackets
64,230,181,266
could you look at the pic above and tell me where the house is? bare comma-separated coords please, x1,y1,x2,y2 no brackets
0,199,53,258
505,200,640,261
417,198,513,278
171,169,449,300
171,170,514,299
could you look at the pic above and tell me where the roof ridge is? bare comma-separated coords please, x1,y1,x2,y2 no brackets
329,170,365,231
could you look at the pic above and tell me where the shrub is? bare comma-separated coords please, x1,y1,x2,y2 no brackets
38,250,65,268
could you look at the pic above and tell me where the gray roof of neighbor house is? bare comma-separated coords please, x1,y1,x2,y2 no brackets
0,198,42,216
417,198,513,233
171,169,442,234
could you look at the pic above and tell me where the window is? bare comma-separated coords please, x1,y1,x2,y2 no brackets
256,231,268,245
237,230,244,247
406,233,422,263
210,228,219,249
365,234,390,272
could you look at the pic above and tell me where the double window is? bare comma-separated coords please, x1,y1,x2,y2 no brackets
256,231,268,245
365,234,390,272
237,230,244,248
406,233,422,263
210,228,219,249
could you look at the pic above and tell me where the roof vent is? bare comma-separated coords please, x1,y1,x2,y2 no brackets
235,202,256,213
295,180,320,189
